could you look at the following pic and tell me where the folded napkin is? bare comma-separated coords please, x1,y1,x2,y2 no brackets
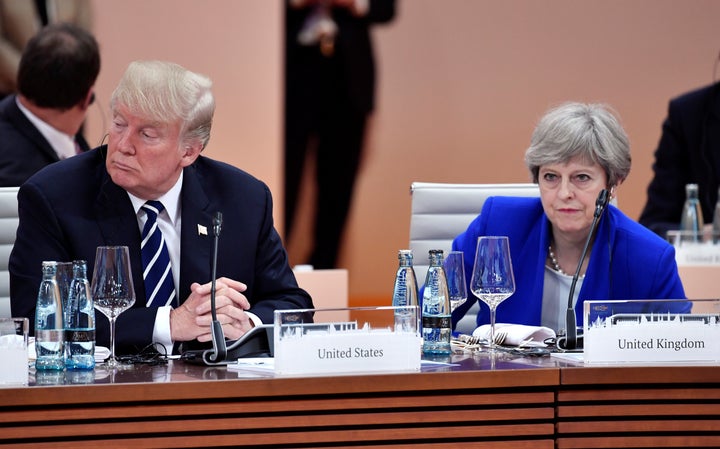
28,337,111,363
472,323,555,347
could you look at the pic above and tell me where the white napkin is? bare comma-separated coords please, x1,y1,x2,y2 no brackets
472,323,555,347
28,337,111,363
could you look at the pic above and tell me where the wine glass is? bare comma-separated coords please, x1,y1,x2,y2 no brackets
443,251,467,313
91,246,136,368
469,236,515,351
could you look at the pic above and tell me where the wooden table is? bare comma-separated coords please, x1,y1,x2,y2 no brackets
1,353,719,448
0,353,558,448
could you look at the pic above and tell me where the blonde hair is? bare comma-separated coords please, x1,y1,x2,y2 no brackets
110,60,215,149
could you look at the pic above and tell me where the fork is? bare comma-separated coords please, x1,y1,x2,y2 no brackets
492,330,508,346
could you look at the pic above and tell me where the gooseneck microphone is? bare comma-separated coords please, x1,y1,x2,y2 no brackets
181,211,274,365
561,189,609,351
207,212,226,363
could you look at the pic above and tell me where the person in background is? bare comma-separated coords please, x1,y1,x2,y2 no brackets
639,82,720,237
284,0,396,269
0,22,99,186
0,0,92,100
451,102,689,336
10,60,313,356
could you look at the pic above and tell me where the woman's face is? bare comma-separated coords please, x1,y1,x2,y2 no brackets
538,156,609,242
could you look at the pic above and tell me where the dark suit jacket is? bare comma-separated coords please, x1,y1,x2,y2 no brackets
639,82,720,236
285,0,396,115
0,95,90,187
9,147,313,354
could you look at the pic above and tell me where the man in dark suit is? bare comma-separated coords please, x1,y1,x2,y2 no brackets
639,82,720,237
10,60,313,356
0,22,99,186
284,0,396,269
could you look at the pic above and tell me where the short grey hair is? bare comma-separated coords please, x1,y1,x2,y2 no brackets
524,102,631,188
110,60,215,149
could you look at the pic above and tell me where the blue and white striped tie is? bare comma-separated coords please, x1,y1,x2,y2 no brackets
140,201,176,308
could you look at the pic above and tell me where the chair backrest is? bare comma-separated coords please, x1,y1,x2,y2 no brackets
409,182,540,334
0,187,18,318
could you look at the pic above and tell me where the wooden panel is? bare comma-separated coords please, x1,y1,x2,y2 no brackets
557,436,720,449
557,366,720,448
1,438,556,449
559,387,720,402
0,361,558,447
558,403,720,418
559,419,720,433
561,365,720,385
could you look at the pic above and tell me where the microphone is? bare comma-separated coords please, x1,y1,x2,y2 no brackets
207,212,226,363
180,212,275,365
560,189,609,351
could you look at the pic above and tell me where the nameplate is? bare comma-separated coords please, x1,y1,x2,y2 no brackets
274,326,421,375
674,242,720,266
584,314,720,363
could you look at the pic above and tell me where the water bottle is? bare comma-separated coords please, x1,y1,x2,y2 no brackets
391,249,419,333
422,249,451,355
35,261,65,370
64,260,96,370
712,186,720,244
680,183,703,242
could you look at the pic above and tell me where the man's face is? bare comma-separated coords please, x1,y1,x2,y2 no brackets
106,103,199,199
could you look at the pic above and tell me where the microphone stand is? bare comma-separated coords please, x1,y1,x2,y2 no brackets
207,212,226,363
562,189,609,351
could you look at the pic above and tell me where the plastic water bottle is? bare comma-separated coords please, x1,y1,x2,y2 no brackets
391,249,419,333
64,260,95,370
712,186,720,244
680,183,703,242
35,261,65,370
422,249,451,355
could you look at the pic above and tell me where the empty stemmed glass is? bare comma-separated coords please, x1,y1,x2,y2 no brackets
91,246,136,368
443,251,468,313
469,236,515,351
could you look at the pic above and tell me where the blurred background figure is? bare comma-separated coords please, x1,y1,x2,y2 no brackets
0,0,92,100
639,80,720,237
284,0,396,269
0,22,100,186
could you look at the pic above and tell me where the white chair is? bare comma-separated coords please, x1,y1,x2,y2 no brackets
0,187,19,318
409,182,540,334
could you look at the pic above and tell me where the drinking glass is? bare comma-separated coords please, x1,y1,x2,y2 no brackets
91,246,135,368
469,236,515,350
443,251,467,313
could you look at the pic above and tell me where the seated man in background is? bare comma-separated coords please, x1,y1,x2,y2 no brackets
0,22,99,186
451,102,689,338
639,82,720,237
10,60,313,355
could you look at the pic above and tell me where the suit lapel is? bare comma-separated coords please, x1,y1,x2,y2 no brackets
94,172,145,301
4,96,60,162
179,164,214,304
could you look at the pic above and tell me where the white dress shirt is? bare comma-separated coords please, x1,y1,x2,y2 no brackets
128,174,260,353
16,97,77,160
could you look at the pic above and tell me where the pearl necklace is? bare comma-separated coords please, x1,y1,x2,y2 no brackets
547,244,585,278
547,244,568,275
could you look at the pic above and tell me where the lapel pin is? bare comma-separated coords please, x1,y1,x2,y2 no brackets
198,224,208,236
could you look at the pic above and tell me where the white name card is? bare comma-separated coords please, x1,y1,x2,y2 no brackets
674,242,720,266
584,315,720,363
274,328,421,375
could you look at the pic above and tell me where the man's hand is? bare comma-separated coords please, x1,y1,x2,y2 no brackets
169,277,252,342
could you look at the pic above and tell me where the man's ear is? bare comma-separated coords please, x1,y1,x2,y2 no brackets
180,141,203,167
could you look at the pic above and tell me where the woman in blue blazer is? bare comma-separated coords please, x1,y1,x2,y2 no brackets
452,102,688,338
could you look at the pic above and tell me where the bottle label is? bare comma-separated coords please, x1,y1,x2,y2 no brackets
422,315,451,328
64,329,96,342
36,329,63,342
